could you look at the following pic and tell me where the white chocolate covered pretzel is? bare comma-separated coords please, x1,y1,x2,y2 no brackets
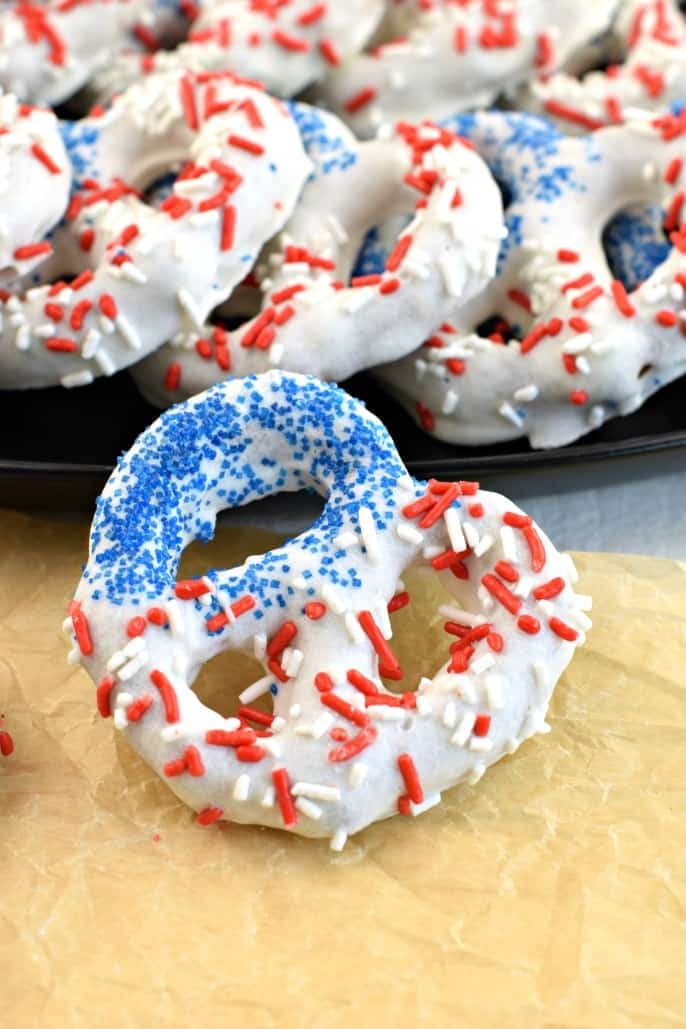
520,0,686,134
94,0,385,103
0,69,310,389
366,108,686,449
67,371,588,846
311,0,617,139
131,111,504,406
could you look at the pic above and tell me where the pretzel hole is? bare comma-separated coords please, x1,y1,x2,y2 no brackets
602,206,670,292
475,313,519,345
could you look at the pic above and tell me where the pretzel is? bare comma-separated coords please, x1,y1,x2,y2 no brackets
130,111,504,406
520,0,686,134
370,108,686,448
0,92,70,283
93,0,385,103
310,0,617,139
0,0,171,106
0,69,311,389
67,371,589,847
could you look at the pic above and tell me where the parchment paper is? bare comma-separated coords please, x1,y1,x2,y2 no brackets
1,510,684,1029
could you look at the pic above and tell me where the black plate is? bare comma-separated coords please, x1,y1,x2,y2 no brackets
1,370,685,512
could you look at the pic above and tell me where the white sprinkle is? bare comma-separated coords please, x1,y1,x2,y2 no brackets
368,706,405,721
514,575,533,598
498,401,524,427
295,797,323,820
422,544,444,560
253,632,267,661
260,737,282,758
117,651,149,682
473,533,494,557
471,653,495,675
166,600,185,637
451,712,476,747
416,694,432,716
396,522,424,545
462,521,480,549
289,704,301,719
176,287,204,329
513,384,539,403
467,762,486,785
456,675,477,704
533,661,548,689
123,636,146,659
269,342,284,366
322,583,345,614
566,608,593,632
358,507,380,562
574,593,593,611
294,712,334,739
113,708,128,731
499,525,518,563
115,313,142,350
119,262,147,284
330,828,348,852
238,674,273,704
106,649,126,673
283,648,304,678
261,785,275,808
160,724,187,742
410,792,441,817
233,774,250,802
484,674,504,710
344,611,365,644
438,252,464,296
61,369,94,388
444,506,466,552
442,701,457,729
66,647,81,666
348,763,368,788
292,576,307,590
537,599,554,618
94,348,117,376
441,389,459,414
438,605,482,626
469,736,493,753
334,531,358,550
292,782,341,803
171,652,188,679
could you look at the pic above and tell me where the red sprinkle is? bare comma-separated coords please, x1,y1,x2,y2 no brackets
481,574,522,615
388,591,410,613
305,601,326,620
517,614,541,635
328,725,378,763
197,806,223,826
96,676,116,718
473,714,491,737
150,669,180,723
397,753,423,804
272,767,297,826
314,672,334,693
320,692,369,727
533,577,565,600
549,617,579,642
68,600,93,655
126,616,146,638
344,86,377,113
358,610,401,679
127,695,153,722
0,730,14,756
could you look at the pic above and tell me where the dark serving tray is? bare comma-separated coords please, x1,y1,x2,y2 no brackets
1,370,685,513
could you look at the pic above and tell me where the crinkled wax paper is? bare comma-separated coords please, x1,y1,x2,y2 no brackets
1,511,684,1028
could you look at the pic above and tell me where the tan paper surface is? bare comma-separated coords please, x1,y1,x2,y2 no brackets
1,510,685,1029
